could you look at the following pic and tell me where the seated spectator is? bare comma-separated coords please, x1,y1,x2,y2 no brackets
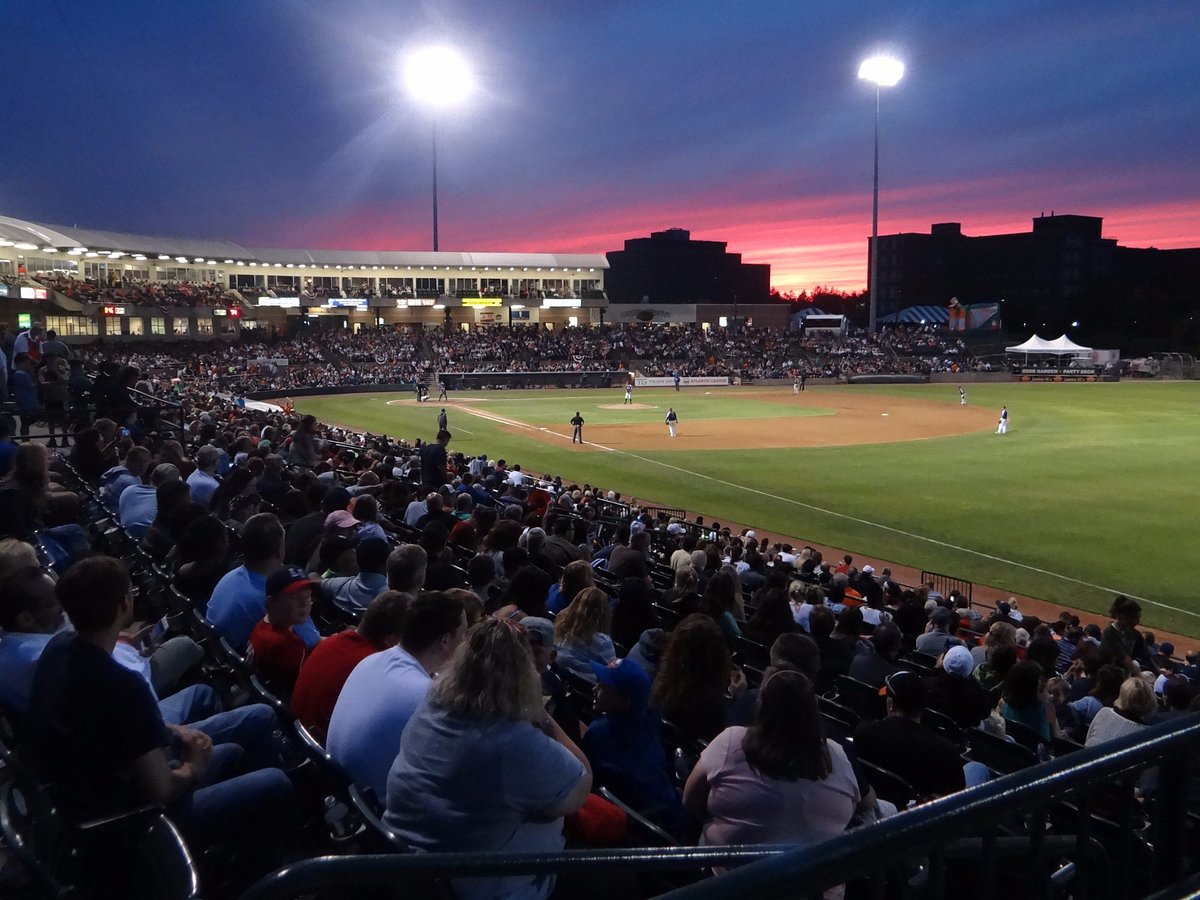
916,607,963,656
69,424,119,483
350,493,390,542
547,559,595,616
698,570,743,642
384,617,591,900
386,542,427,595
209,467,256,521
553,586,616,681
173,514,232,610
729,632,821,726
853,671,970,799
652,614,746,744
848,621,906,688
186,445,222,506
248,567,319,693
626,627,667,681
609,530,652,583
522,616,581,740
24,556,292,849
140,482,196,560
494,564,552,618
1065,664,1126,740
612,576,659,652
999,660,1059,741
925,645,994,728
1086,676,1156,747
99,446,152,507
683,670,859,871
543,515,586,568
421,522,466,591
809,605,853,691
118,462,180,539
285,486,350,567
583,658,686,833
327,591,467,797
208,513,320,652
321,537,391,611
0,565,68,716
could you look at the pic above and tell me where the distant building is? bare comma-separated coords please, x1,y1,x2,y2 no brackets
871,214,1200,337
605,228,771,305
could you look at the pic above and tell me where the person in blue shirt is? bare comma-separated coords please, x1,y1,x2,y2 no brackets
582,657,687,836
207,512,320,651
10,353,39,438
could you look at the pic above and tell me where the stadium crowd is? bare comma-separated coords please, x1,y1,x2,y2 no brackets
32,272,234,311
0,321,1192,898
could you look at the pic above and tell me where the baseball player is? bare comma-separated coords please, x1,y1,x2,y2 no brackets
959,386,967,405
997,405,1008,434
624,383,633,405
665,407,678,437
570,411,585,444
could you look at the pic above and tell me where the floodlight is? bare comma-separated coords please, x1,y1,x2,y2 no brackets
858,55,905,87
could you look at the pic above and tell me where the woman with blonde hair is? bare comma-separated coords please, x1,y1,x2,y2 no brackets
385,618,592,900
554,586,615,681
1085,676,1156,747
546,558,594,615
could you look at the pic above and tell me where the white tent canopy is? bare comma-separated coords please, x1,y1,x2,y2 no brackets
1005,334,1053,353
1042,334,1092,353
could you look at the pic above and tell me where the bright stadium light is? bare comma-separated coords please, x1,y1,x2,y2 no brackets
859,53,904,334
403,44,475,253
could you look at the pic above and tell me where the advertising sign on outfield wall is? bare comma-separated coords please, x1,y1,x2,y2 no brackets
634,376,730,387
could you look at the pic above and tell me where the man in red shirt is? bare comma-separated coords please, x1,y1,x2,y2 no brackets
291,590,410,743
249,567,319,693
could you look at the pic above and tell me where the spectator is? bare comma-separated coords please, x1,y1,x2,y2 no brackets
187,445,222,506
853,671,970,799
925,645,994,729
916,607,962,656
386,543,427,595
173,514,232,610
292,590,411,744
384,617,591,900
547,559,595,615
698,570,743,642
320,538,391,611
99,446,152,507
583,657,686,833
248,567,319,693
118,462,180,539
684,670,859,870
553,586,616,681
999,660,1059,741
24,556,293,849
652,614,746,744
848,621,906,689
140,481,196,560
327,590,467,797
208,513,319,652
612,576,659,652
1086,677,1156,747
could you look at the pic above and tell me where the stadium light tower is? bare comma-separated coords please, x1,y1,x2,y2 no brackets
404,45,475,252
858,53,904,333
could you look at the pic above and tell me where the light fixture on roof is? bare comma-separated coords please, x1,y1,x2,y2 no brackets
323,264,330,269
43,246,57,253
158,254,170,260
286,263,295,268
176,256,188,262
206,259,216,265
14,242,37,250
86,251,100,257
224,259,234,264
236,261,245,266
372,265,379,270
108,252,124,258
133,254,147,261
194,257,205,263
0,240,12,247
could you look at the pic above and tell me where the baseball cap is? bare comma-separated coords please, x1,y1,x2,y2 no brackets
884,670,927,710
521,617,555,649
943,645,974,678
862,565,875,575
1158,642,1175,657
266,566,317,597
590,657,651,707
325,510,359,529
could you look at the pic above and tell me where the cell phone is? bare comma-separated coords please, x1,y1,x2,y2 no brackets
119,427,130,437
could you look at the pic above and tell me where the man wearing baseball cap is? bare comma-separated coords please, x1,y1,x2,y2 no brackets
248,567,319,692
581,658,684,833
925,645,994,729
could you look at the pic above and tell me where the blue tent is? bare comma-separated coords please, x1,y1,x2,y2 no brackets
879,305,949,326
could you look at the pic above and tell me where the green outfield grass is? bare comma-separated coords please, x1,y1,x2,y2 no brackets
297,382,1200,636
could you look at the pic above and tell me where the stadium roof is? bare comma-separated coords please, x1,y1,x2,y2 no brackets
0,214,608,270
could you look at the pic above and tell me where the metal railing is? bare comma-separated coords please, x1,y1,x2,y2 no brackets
241,716,1200,900
921,568,974,605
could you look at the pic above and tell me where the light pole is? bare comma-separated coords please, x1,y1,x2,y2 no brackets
404,45,474,252
858,54,904,333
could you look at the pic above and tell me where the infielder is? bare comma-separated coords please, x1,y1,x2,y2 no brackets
997,405,1008,434
959,386,967,405
665,407,678,437
624,383,633,405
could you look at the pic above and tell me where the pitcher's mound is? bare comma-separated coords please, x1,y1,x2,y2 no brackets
599,403,658,410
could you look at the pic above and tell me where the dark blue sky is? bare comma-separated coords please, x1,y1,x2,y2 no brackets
2,1,1196,290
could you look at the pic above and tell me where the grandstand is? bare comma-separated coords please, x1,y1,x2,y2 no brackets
1,227,1198,900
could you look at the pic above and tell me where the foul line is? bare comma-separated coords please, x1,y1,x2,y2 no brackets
455,404,1189,618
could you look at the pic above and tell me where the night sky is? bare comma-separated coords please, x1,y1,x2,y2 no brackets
2,1,1196,293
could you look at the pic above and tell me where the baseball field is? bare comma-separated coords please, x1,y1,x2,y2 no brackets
296,381,1200,637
